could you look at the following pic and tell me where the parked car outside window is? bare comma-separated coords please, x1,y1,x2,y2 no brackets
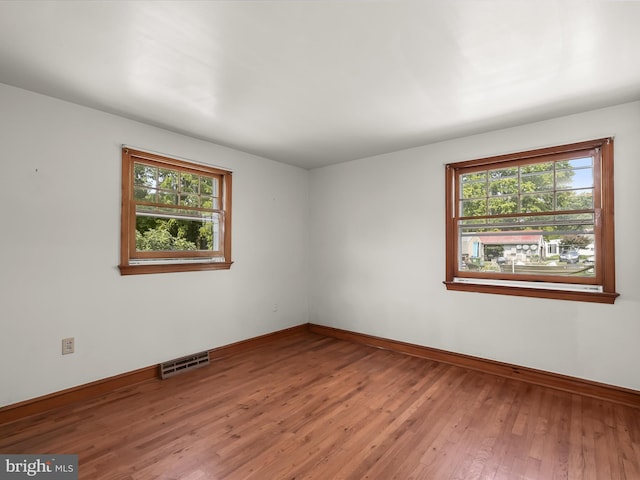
559,249,579,264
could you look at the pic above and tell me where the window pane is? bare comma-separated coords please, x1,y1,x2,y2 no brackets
461,172,487,183
180,193,199,207
520,172,554,192
461,175,487,199
521,162,553,175
201,176,213,195
134,186,157,202
488,177,518,196
520,193,553,213
157,192,178,205
134,164,157,188
558,168,593,190
199,176,220,209
556,189,593,210
459,221,596,277
136,206,220,252
567,169,593,190
201,197,219,209
557,171,593,192
180,173,199,193
566,157,592,168
158,168,178,190
488,196,518,215
460,199,487,217
556,157,593,190
489,167,518,180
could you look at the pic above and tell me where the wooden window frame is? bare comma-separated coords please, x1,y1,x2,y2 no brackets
119,147,232,275
444,138,619,304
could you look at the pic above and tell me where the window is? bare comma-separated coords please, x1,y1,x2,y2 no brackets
444,138,618,303
119,148,232,275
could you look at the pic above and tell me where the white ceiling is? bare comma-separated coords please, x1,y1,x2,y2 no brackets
1,1,639,169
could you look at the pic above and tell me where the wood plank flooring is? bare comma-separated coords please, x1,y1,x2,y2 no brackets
1,332,639,479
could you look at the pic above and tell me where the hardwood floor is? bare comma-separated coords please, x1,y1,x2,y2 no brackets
1,332,639,479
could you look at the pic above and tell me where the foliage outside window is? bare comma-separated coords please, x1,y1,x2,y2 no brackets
444,138,618,303
119,148,232,275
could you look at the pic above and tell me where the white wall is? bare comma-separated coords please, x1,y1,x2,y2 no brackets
0,84,309,407
309,101,640,391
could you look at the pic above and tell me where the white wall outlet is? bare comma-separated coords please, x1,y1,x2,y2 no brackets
62,337,74,355
272,303,279,312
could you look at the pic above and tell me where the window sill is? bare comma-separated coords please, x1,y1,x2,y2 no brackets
119,261,233,275
443,280,619,304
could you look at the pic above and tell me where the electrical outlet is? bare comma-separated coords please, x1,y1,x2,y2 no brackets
62,337,74,355
272,303,279,312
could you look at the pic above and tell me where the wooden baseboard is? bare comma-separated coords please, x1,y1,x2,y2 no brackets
0,324,310,425
308,323,640,409
0,365,159,425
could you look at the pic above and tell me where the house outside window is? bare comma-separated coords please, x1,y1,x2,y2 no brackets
444,138,618,303
119,147,232,275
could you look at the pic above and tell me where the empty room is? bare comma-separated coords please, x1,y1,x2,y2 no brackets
0,1,639,479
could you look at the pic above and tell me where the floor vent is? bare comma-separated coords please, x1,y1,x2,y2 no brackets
160,351,210,379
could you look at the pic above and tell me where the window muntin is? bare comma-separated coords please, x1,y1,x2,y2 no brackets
445,138,618,303
120,148,232,275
